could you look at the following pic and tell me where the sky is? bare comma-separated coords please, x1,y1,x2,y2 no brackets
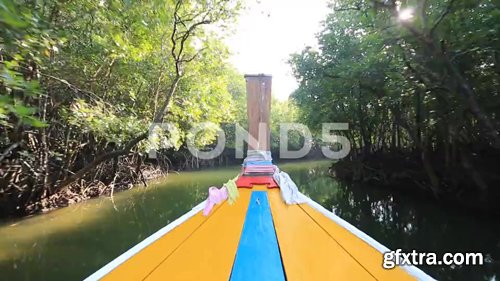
225,0,331,100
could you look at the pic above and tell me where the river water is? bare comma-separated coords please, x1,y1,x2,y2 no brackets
0,160,498,280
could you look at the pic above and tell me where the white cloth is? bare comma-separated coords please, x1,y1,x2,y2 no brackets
244,150,272,162
273,169,306,205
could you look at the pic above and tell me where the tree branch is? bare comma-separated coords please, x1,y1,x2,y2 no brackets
0,142,20,162
430,0,456,36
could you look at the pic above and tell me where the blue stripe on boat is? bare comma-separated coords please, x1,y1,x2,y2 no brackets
230,191,286,281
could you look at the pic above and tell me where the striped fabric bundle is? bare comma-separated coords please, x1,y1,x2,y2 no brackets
243,165,276,174
242,150,276,175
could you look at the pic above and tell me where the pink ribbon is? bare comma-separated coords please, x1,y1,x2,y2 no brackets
203,186,228,216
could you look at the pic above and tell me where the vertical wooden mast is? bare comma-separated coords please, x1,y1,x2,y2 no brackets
245,74,272,151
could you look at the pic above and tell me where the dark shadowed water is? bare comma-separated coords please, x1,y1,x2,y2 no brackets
0,160,498,280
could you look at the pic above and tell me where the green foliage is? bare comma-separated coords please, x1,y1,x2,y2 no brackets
0,0,55,127
0,0,243,216
291,0,499,143
67,100,145,146
290,0,500,192
270,99,301,150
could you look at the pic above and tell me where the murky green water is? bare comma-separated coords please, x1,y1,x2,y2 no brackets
0,160,498,280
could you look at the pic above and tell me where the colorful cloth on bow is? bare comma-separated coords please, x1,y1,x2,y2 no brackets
242,150,275,175
203,186,228,216
243,165,276,173
245,150,272,161
242,160,273,166
224,176,239,205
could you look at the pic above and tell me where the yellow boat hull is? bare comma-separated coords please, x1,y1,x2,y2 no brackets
86,185,431,280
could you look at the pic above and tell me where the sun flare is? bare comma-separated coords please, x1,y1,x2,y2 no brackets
398,8,414,21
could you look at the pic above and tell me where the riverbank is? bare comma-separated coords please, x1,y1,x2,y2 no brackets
26,162,164,216
1,146,239,219
6,146,327,219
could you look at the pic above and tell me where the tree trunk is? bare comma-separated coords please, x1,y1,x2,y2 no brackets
415,87,422,152
422,134,441,196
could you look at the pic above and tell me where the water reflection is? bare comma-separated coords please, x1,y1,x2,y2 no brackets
0,167,240,281
290,162,500,281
